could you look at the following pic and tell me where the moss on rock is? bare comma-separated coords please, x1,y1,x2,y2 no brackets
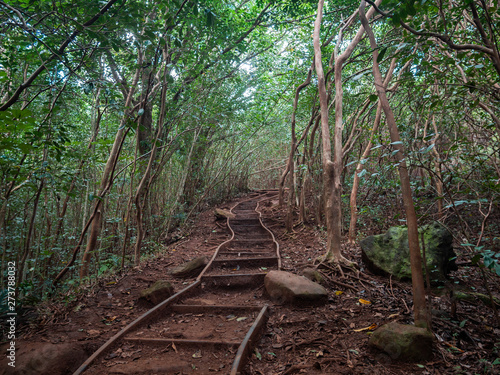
361,222,457,283
369,322,434,362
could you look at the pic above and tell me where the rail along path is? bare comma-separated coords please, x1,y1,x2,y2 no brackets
74,190,281,375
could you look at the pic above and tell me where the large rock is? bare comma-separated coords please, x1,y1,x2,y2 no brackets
264,270,327,305
360,222,457,283
214,208,235,220
369,322,434,362
139,280,174,305
170,256,208,278
1,342,87,375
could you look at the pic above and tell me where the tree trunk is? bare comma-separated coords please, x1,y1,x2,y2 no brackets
348,57,397,244
285,63,313,231
348,102,382,244
359,0,429,329
314,0,343,263
314,0,380,263
79,61,143,278
16,180,44,292
430,115,444,219
133,63,169,266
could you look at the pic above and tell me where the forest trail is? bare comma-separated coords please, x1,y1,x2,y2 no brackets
74,190,281,374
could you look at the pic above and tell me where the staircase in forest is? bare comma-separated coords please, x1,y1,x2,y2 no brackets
73,190,280,375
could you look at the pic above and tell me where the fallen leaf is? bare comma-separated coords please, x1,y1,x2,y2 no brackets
444,341,464,353
192,350,202,358
353,323,377,332
388,313,400,319
236,317,248,322
359,299,371,305
87,329,100,336
335,291,343,296
172,343,177,353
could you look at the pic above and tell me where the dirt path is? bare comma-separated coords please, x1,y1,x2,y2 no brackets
73,190,280,374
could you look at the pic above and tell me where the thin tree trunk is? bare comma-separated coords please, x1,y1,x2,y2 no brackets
314,0,380,263
53,93,103,249
285,63,314,231
133,61,169,266
359,0,429,329
348,57,397,244
430,115,444,219
348,102,382,244
79,60,143,278
16,180,44,292
165,128,201,233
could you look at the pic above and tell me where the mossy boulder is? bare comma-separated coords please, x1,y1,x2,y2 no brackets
369,322,434,361
170,256,208,278
139,280,174,305
360,222,457,283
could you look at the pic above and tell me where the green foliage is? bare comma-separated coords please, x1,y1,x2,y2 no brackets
468,245,500,277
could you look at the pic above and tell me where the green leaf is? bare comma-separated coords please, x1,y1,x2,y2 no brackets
358,169,367,178
471,254,481,265
377,47,387,63
0,70,7,83
419,144,435,153
254,349,262,360
205,9,215,27
392,13,401,25
369,94,378,102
